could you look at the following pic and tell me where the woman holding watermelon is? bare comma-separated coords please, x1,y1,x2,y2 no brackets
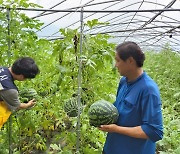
99,41,163,154
0,57,40,128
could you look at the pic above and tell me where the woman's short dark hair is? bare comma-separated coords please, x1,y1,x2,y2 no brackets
11,57,40,78
116,41,145,67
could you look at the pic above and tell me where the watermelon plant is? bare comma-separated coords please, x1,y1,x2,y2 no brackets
0,0,43,65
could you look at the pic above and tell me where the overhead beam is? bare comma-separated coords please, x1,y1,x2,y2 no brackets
0,7,180,13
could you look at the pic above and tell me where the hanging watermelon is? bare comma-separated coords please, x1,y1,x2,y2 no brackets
64,97,82,117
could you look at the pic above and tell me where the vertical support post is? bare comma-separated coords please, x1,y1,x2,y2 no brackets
7,8,11,59
8,116,12,154
76,7,83,153
7,8,12,154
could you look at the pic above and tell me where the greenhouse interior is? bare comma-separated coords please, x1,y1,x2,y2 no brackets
0,0,180,154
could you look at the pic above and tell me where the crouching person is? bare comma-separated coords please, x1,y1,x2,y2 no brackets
0,57,40,128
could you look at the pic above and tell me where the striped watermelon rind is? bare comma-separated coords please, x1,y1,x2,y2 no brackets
64,97,82,117
88,100,119,127
19,88,38,103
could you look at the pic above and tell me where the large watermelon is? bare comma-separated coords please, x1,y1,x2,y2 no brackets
88,100,119,127
19,88,38,103
64,97,82,117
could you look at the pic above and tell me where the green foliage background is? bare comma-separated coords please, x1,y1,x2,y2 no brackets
0,0,179,154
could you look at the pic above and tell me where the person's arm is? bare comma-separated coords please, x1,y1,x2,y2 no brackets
18,99,36,109
99,94,163,142
0,89,36,111
140,93,163,142
99,124,148,139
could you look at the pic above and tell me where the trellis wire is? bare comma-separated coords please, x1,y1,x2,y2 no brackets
124,0,177,41
47,25,179,41
139,25,180,44
122,0,145,41
31,0,95,19
140,0,176,29
45,0,122,39
32,0,68,19
44,1,173,39
39,0,168,38
36,0,95,33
